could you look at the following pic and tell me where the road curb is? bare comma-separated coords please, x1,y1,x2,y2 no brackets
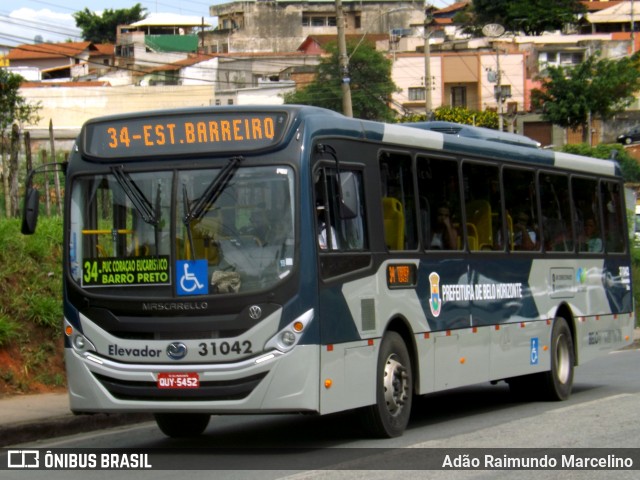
0,413,152,447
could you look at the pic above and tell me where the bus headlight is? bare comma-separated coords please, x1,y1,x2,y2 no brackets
264,308,314,353
280,331,296,347
65,320,96,353
73,335,86,350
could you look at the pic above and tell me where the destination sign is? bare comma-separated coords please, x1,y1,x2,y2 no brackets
387,263,417,289
82,255,171,287
82,111,289,159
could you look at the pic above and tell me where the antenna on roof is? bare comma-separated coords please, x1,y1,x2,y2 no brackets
482,23,505,38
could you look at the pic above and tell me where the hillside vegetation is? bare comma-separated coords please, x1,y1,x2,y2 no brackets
0,217,65,396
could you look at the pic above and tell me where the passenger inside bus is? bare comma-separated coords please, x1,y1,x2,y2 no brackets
317,204,338,250
513,211,537,250
430,202,458,250
579,217,603,252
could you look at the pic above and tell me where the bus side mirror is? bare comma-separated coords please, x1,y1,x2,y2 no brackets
21,187,40,235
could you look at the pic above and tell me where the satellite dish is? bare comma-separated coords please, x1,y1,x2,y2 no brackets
482,23,505,38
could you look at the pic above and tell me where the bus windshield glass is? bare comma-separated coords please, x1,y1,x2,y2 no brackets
69,165,295,295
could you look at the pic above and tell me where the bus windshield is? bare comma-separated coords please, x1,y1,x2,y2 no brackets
69,165,295,295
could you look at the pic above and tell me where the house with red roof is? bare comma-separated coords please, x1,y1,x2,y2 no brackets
6,41,114,81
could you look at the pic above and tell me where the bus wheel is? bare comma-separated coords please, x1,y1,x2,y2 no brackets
361,331,413,438
540,317,574,401
154,413,210,438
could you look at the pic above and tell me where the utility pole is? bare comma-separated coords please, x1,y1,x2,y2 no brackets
335,0,353,117
482,23,505,131
496,45,504,132
424,9,433,118
632,0,636,54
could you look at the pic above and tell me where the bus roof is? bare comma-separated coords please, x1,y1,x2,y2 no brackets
79,105,621,178
403,121,542,149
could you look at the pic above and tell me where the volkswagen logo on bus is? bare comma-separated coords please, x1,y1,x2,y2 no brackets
249,305,262,320
166,342,188,360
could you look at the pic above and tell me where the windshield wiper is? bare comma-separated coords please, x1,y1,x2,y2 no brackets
182,156,243,259
111,165,158,226
183,156,243,225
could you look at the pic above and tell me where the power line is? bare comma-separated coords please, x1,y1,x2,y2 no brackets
10,1,214,16
0,15,82,42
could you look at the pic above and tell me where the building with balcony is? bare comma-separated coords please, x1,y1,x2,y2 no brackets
115,14,211,71
206,0,424,53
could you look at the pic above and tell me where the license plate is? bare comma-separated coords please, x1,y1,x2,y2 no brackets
157,372,200,389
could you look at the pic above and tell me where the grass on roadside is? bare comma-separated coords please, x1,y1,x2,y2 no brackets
0,216,65,394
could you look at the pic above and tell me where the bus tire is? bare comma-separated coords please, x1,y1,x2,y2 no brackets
154,413,210,438
361,331,413,438
508,317,574,401
539,316,574,401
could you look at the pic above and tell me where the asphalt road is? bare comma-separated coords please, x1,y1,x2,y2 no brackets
3,346,639,479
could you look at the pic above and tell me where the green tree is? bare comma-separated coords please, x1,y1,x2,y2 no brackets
531,52,640,143
456,0,585,36
73,4,147,44
0,70,41,137
284,40,399,122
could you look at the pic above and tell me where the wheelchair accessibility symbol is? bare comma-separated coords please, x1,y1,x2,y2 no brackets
176,260,208,296
530,337,539,365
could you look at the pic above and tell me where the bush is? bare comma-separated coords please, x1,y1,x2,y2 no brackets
396,106,499,129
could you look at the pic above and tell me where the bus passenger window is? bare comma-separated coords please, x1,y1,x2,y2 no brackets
504,168,539,251
379,152,417,250
572,177,602,253
416,156,462,251
462,162,503,251
601,181,625,253
314,168,367,252
540,173,572,252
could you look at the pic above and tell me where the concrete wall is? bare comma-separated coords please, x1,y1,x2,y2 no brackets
20,85,216,130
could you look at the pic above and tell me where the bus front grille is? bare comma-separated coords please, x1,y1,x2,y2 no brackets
93,372,268,402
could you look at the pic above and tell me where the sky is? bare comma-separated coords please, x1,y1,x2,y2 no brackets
0,0,222,47
0,0,453,48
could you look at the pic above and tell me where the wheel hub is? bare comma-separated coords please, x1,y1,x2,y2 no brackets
383,354,409,416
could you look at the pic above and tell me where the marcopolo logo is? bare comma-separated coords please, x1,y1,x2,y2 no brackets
166,342,188,360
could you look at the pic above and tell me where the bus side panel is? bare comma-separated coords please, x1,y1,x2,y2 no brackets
431,327,491,391
528,257,633,364
416,322,552,393
319,341,378,415
489,321,552,381
316,252,633,412
318,260,429,413
575,313,635,365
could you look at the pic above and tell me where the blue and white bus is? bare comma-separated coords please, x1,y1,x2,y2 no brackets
22,105,635,438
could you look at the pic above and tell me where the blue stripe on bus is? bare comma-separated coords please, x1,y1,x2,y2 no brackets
317,255,632,344
415,258,541,332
